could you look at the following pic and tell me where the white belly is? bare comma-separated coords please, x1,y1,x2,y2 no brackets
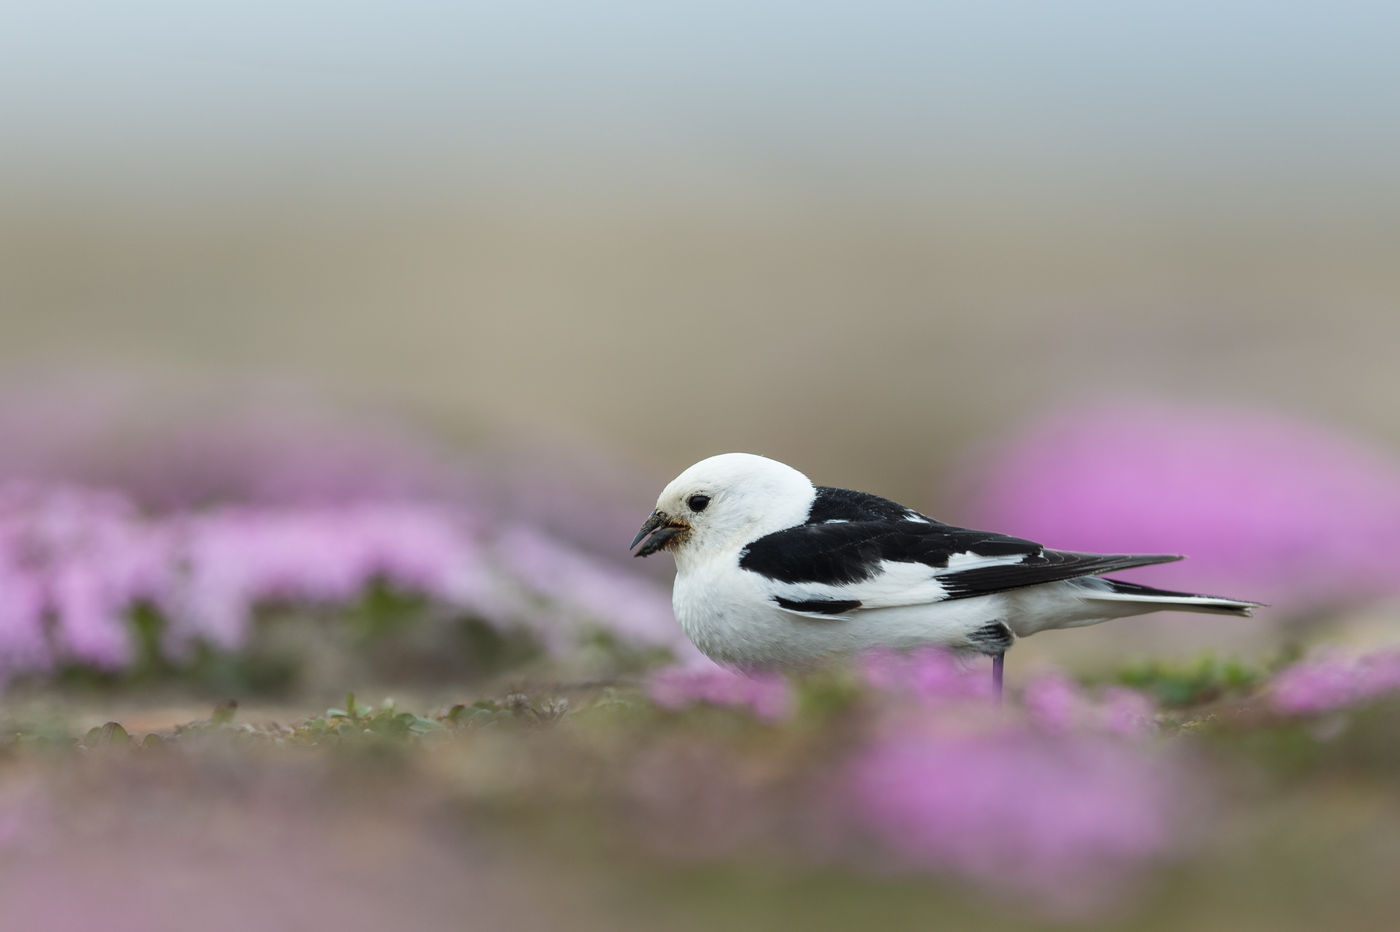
672,559,1009,669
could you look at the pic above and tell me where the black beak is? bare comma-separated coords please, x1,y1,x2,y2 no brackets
630,510,687,557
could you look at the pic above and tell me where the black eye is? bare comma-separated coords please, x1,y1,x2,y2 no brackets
687,494,710,513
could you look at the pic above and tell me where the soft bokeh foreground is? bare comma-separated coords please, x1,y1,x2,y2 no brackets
3,395,1400,931
6,649,1400,932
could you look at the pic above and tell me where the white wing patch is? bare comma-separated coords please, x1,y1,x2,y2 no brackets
937,550,1034,574
760,551,1031,618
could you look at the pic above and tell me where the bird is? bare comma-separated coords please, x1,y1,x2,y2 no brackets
630,452,1260,695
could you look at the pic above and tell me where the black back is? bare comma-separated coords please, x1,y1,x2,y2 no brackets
739,485,1181,599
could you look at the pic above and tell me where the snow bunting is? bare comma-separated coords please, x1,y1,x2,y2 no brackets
631,452,1260,693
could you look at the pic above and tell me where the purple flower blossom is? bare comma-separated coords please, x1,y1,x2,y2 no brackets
0,385,701,682
855,649,1157,736
949,401,1400,612
161,504,511,655
50,562,135,669
646,665,794,723
0,477,687,682
846,725,1184,910
494,524,686,653
857,646,994,703
1023,674,1157,737
0,562,48,684
0,481,166,672
1021,673,1082,731
1100,687,1158,736
1269,650,1400,715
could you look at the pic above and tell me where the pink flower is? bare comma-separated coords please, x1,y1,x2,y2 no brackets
50,562,133,669
0,481,167,672
949,401,1400,614
646,665,794,723
857,646,994,703
858,649,1158,736
0,476,689,681
161,504,512,655
1100,687,1157,737
0,389,700,683
1022,675,1157,736
846,726,1184,910
1269,650,1400,715
494,523,687,654
0,563,48,683
1022,674,1084,731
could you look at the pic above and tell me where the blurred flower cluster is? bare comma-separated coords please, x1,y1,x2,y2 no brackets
845,651,1179,910
855,647,1156,736
856,644,996,703
646,665,793,722
949,400,1400,615
634,642,1400,915
1268,649,1400,715
0,385,685,686
639,649,1183,913
0,479,683,685
846,726,1181,911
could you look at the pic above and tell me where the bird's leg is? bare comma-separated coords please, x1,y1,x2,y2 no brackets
968,622,1013,705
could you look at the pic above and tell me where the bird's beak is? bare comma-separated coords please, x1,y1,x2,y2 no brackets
630,509,688,557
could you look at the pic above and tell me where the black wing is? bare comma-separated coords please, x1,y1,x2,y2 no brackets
937,549,1184,599
739,519,1045,586
740,486,1181,605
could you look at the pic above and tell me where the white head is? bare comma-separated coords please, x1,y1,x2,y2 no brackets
630,453,815,567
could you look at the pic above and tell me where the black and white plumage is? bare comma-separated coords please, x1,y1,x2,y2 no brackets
630,453,1260,689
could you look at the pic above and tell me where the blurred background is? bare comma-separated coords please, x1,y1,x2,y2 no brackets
5,1,1399,678
3,1,1400,673
5,5,1400,930
6,1,1399,474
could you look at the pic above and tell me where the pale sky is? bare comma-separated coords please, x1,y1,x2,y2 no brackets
3,2,1398,206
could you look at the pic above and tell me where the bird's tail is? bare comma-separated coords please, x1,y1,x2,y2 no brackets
1081,578,1262,617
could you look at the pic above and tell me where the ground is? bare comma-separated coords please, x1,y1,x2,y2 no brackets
3,653,1399,932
